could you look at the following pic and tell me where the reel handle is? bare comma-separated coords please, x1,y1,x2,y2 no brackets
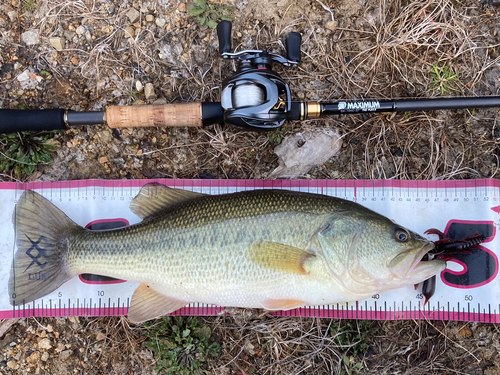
217,21,232,54
285,32,302,63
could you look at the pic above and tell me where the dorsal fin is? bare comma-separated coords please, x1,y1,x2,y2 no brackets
130,183,206,219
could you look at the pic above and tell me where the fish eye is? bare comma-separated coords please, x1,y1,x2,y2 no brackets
395,228,409,242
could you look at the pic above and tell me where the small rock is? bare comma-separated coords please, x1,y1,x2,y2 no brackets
41,352,49,361
178,2,186,12
458,325,473,339
76,25,86,36
191,45,207,64
38,338,52,350
21,29,40,46
99,156,108,164
326,20,338,31
244,341,255,356
124,26,135,38
27,351,41,364
146,14,154,22
108,4,115,14
135,80,143,92
59,350,72,362
0,63,13,75
144,83,155,99
136,149,143,156
96,332,107,341
269,128,343,178
0,335,13,350
101,25,113,34
7,11,17,22
158,43,183,64
6,360,18,370
126,8,140,23
17,70,30,82
155,18,166,28
153,98,167,105
113,158,125,165
71,55,79,66
49,37,65,51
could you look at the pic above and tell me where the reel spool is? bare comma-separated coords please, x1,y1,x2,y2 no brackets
217,21,301,130
232,84,265,108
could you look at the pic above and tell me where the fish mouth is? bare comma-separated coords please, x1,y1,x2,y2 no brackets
389,243,438,279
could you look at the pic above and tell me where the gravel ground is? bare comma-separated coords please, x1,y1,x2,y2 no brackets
2,0,500,374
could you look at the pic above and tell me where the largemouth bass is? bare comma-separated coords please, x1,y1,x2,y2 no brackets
9,184,445,323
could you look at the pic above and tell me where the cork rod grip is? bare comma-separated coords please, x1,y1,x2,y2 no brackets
106,103,203,128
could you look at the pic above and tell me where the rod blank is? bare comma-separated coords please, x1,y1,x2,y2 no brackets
67,111,105,126
319,96,500,116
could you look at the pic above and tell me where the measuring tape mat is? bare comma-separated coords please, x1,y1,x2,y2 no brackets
1,179,499,322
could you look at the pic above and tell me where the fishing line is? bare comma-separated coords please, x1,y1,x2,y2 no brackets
232,84,266,108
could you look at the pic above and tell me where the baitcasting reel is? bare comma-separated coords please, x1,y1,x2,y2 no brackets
217,21,302,130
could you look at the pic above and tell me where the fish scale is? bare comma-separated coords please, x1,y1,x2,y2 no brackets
67,195,331,305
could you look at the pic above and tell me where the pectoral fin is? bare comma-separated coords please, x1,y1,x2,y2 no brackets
128,283,188,323
262,298,306,310
250,242,315,275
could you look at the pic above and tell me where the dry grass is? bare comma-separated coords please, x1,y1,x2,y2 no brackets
208,313,483,374
212,313,346,374
298,0,500,181
314,0,494,97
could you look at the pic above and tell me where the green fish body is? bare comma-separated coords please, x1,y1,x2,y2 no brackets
9,184,445,322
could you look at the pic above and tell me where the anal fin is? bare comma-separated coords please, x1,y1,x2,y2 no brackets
128,283,188,323
262,298,306,310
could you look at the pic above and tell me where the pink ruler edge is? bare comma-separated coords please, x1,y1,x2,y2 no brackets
2,306,499,323
2,178,499,322
3,178,499,191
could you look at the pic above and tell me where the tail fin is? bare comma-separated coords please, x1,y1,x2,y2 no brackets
9,190,82,306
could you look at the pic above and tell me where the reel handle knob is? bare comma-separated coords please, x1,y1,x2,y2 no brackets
285,32,302,63
217,21,232,54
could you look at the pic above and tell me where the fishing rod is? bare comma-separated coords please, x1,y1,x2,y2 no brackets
1,20,500,134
